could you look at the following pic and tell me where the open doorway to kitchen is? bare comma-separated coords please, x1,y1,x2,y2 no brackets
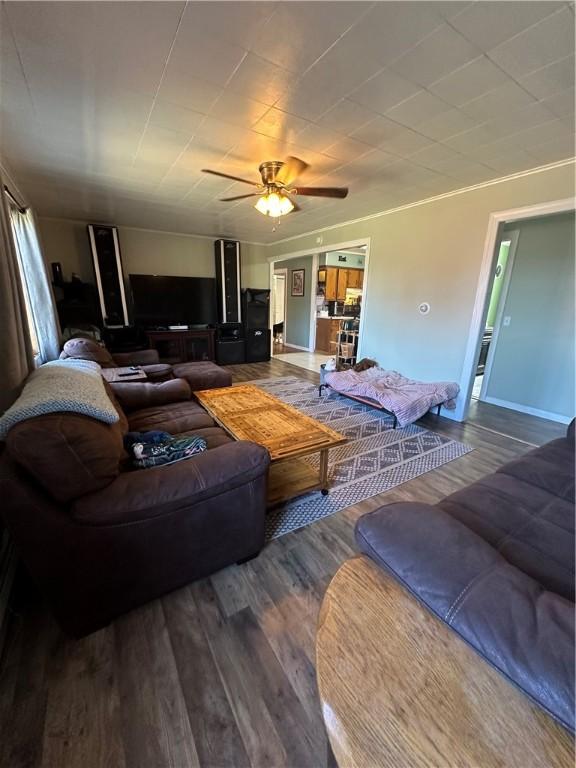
269,239,370,373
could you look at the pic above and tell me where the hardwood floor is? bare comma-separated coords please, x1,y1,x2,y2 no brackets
467,398,567,446
0,359,544,768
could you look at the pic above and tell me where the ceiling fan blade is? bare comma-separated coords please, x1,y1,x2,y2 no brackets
202,169,259,186
295,186,348,199
276,156,309,185
219,193,260,202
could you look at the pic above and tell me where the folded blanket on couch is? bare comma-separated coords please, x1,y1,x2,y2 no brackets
0,359,119,439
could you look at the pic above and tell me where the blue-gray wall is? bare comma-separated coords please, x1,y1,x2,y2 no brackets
486,211,575,420
276,255,313,348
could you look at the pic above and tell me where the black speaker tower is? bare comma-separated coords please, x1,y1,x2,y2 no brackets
242,287,270,362
87,224,129,327
214,239,241,324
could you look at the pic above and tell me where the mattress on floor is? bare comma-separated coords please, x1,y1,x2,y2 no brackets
325,367,459,427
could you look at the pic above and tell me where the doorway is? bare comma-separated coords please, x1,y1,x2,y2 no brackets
271,268,289,352
269,239,370,373
466,207,574,444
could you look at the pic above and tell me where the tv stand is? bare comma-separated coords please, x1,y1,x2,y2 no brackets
146,328,215,364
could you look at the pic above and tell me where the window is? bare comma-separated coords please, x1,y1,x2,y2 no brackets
8,206,41,359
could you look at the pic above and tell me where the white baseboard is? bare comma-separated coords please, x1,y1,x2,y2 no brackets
281,343,310,351
482,396,572,424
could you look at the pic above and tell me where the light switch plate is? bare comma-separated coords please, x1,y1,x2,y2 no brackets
503,316,511,326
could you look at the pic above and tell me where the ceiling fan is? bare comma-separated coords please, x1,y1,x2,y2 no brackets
201,156,348,218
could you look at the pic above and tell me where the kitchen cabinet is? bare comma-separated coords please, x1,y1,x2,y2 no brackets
322,267,363,300
316,317,342,353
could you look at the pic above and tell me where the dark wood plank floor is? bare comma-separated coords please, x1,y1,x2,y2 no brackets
0,359,542,768
468,398,567,446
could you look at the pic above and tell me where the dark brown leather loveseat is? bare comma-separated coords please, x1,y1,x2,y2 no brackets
355,420,575,732
0,379,269,636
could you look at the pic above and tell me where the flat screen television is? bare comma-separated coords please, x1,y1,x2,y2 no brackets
129,274,217,327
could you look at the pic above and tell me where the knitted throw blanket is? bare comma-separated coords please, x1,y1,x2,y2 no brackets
0,359,119,439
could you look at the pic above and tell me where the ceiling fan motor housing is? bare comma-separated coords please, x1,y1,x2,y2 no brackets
259,160,285,186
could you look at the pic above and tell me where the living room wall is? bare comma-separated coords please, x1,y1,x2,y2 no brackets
38,217,264,286
264,161,575,421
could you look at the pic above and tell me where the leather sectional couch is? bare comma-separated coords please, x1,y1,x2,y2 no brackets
356,420,575,732
59,336,232,390
0,376,269,636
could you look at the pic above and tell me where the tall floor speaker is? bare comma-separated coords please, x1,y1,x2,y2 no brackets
246,328,270,362
242,288,270,329
87,224,129,327
215,239,241,324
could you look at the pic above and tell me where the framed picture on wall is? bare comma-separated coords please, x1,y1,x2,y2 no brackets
291,268,305,297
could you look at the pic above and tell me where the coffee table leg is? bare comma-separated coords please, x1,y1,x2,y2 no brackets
319,449,329,495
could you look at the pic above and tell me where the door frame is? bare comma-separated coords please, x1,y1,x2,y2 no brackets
478,229,519,401
271,268,287,346
268,237,371,354
459,197,575,422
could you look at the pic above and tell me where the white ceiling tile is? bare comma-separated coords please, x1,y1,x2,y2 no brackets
317,99,379,136
348,69,421,115
540,88,576,120
226,53,294,107
323,136,373,163
519,54,575,100
488,8,575,79
149,100,205,134
483,149,541,175
251,2,369,74
295,124,343,154
529,134,576,163
349,115,406,147
338,2,446,69
209,92,269,129
379,128,435,157
460,81,536,121
385,91,452,128
389,24,480,88
416,108,477,141
409,142,461,170
251,108,311,143
449,1,565,51
187,2,275,51
157,75,223,114
429,56,510,107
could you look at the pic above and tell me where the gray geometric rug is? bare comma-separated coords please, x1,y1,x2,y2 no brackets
248,377,473,541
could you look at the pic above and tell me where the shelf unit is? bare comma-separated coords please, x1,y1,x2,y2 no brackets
329,320,359,366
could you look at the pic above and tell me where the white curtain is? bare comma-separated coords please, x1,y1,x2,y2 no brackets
10,208,60,362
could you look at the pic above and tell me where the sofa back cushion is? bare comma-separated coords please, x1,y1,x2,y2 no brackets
61,338,115,367
6,413,126,502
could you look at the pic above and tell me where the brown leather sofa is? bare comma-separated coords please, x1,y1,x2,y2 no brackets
60,337,232,390
0,378,269,637
355,420,575,732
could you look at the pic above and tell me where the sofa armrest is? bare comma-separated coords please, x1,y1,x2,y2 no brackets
113,349,160,366
72,441,270,525
356,503,575,732
109,378,191,411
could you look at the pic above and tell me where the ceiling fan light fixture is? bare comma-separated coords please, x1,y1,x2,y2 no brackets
254,190,294,217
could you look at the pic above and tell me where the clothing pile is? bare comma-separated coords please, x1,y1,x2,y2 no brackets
124,430,207,468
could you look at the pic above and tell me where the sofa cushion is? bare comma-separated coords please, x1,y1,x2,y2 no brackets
173,361,232,391
6,413,125,502
128,400,215,433
61,337,115,367
178,426,234,450
439,436,575,601
110,379,191,412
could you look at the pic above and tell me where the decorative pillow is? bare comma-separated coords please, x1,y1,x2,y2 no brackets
132,436,207,468
61,337,115,367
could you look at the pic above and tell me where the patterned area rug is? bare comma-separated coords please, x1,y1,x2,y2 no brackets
248,377,473,541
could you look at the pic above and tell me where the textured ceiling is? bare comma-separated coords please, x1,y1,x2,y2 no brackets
1,1,574,243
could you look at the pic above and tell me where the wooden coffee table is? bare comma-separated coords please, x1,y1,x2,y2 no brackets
194,384,346,506
316,556,574,768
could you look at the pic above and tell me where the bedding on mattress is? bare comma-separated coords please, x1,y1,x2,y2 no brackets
324,367,459,427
